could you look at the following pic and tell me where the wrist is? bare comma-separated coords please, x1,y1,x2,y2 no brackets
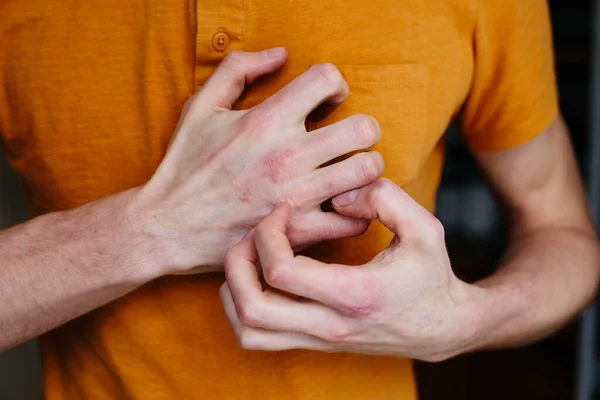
125,185,220,276
119,187,178,278
31,189,167,288
114,187,174,280
432,279,486,360
455,277,529,354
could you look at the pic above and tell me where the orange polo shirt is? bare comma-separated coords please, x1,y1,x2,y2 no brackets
0,0,558,399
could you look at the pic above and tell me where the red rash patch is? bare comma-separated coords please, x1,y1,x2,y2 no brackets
262,149,294,183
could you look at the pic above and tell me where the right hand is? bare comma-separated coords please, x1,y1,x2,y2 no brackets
131,48,384,274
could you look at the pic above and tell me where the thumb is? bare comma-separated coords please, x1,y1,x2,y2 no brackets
197,48,287,111
331,178,424,239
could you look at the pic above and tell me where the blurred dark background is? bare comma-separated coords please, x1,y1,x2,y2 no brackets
0,1,598,399
416,0,599,399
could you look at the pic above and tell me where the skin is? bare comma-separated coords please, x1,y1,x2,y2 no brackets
221,117,600,361
0,49,385,353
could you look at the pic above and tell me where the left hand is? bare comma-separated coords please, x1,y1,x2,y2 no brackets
220,178,481,362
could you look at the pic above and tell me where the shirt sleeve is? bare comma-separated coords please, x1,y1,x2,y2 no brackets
460,0,559,152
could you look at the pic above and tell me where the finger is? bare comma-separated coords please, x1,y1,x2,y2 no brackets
196,48,287,111
225,228,259,267
248,203,295,268
224,231,260,285
220,283,331,351
331,178,444,247
303,151,384,205
261,255,379,317
255,63,349,124
253,208,380,314
225,248,352,340
220,282,250,335
287,210,371,249
303,114,381,169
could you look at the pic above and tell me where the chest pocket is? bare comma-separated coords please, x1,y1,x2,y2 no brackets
236,64,428,188
309,64,428,188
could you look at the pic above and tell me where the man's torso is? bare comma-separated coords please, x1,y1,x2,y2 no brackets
0,1,476,398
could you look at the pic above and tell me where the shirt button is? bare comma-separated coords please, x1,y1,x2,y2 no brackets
212,32,230,52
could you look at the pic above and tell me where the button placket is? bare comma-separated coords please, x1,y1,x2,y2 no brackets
195,0,245,89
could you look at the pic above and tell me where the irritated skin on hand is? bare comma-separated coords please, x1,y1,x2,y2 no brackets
0,50,387,353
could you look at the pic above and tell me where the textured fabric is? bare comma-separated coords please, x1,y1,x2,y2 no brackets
0,0,558,399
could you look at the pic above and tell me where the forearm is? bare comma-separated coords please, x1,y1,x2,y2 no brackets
0,189,164,352
466,225,600,351
461,118,600,351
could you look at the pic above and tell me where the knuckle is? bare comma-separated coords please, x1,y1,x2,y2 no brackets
342,296,378,319
323,325,351,343
263,260,288,287
284,218,308,243
355,152,383,184
430,217,445,238
339,274,382,319
312,63,344,89
218,282,230,299
237,329,260,350
375,178,397,194
256,215,281,242
237,300,263,328
350,219,371,236
369,178,396,204
350,114,381,147
420,216,445,247
237,108,270,134
344,300,374,318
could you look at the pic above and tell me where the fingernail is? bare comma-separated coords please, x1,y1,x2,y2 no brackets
332,189,360,207
261,47,286,57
